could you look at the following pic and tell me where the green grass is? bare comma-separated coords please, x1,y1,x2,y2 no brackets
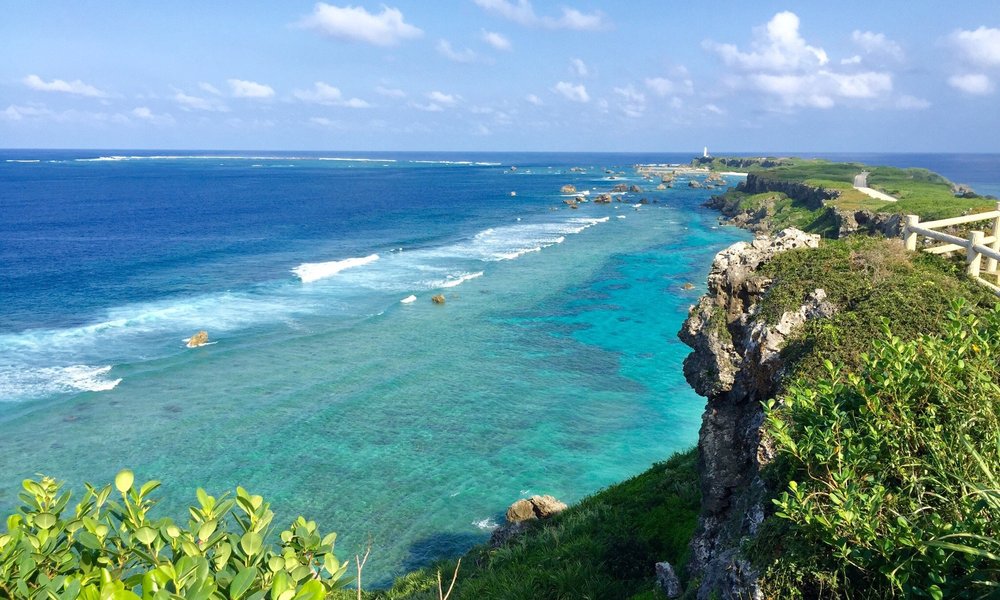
360,450,700,600
710,157,996,219
754,236,998,381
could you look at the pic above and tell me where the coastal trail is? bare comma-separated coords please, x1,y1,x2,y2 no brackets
853,170,897,202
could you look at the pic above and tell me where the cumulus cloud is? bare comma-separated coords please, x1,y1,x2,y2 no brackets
131,106,175,125
481,29,511,51
895,95,931,110
613,85,645,117
950,26,1000,67
427,90,459,106
851,31,904,61
948,73,994,95
198,82,222,96
2,104,53,121
644,75,694,97
704,11,828,72
570,58,589,77
437,39,477,63
23,74,107,98
174,90,229,112
299,3,422,46
228,79,275,98
376,86,406,98
293,81,370,107
705,12,909,110
525,93,543,106
552,81,589,102
473,0,606,30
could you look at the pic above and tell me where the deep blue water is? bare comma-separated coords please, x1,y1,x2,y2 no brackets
1,150,996,584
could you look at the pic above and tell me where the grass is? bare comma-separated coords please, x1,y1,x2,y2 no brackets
357,450,700,600
754,235,998,382
708,157,996,219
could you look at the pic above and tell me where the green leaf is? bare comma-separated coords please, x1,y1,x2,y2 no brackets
240,531,263,556
115,470,134,494
134,526,157,546
229,566,256,600
75,531,103,550
927,585,943,600
34,512,57,530
291,580,324,600
198,520,217,542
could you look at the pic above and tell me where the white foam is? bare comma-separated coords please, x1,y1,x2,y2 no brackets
473,517,499,531
436,271,484,288
5,159,40,163
400,295,417,304
292,254,380,283
0,365,121,402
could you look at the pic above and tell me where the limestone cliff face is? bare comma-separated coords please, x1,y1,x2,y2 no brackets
737,174,837,210
679,229,834,600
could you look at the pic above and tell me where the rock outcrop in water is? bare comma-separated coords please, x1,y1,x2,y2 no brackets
431,294,446,304
561,184,577,194
679,228,834,599
490,495,568,547
186,331,209,348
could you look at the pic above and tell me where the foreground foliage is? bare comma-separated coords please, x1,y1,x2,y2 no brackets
762,300,1000,597
0,471,349,599
371,449,699,600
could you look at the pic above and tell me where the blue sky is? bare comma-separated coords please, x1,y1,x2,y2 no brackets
2,1,999,151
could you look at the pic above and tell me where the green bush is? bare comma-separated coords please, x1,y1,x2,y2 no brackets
0,471,349,599
763,300,1000,597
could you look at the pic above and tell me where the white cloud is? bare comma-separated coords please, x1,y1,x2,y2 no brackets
228,79,275,99
851,31,903,61
704,11,828,72
644,76,693,97
437,39,477,63
473,0,606,30
310,116,344,127
481,30,511,51
895,95,931,110
704,104,725,115
293,82,370,107
613,85,645,118
174,90,229,112
525,93,543,106
948,73,994,95
2,104,53,121
427,91,459,106
131,106,174,125
552,81,589,102
745,70,892,108
570,58,589,77
841,55,862,65
299,3,422,46
198,82,222,96
23,74,107,98
950,27,1000,67
376,86,406,98
410,102,444,112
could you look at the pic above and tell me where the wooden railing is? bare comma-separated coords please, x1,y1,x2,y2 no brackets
903,202,1000,294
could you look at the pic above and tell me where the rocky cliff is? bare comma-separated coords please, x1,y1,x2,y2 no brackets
679,229,835,599
737,174,836,210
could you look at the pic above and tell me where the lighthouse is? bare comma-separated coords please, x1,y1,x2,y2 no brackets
703,146,710,158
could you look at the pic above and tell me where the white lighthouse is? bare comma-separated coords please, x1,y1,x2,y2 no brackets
703,146,710,158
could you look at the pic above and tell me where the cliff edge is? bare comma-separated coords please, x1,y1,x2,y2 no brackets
679,228,834,599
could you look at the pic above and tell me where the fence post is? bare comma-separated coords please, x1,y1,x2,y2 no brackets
968,230,985,278
988,201,1000,275
903,215,919,251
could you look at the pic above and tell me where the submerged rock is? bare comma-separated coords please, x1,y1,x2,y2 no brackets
560,184,577,193
186,331,209,348
431,294,446,304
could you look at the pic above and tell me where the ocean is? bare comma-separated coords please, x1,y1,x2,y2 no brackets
1,150,996,584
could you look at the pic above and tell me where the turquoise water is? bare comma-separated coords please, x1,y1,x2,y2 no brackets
0,151,750,583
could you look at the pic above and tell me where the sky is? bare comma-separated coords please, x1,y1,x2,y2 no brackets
2,1,999,152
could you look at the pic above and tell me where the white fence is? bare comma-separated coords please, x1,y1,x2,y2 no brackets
903,202,1000,294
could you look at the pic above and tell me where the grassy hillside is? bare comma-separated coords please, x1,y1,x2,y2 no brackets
706,157,995,219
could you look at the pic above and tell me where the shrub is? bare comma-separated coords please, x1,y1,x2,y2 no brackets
0,471,349,599
763,299,1000,597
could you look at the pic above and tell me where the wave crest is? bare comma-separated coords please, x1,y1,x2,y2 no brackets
293,254,380,283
